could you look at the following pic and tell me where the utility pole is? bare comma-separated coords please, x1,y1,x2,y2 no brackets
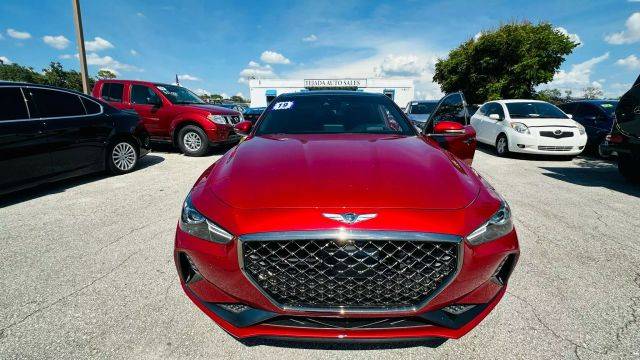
72,0,90,94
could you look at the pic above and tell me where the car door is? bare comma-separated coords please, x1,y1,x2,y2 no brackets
471,103,490,142
573,103,601,143
98,82,127,110
129,84,166,138
0,86,51,191
27,87,113,175
429,93,477,164
484,103,506,144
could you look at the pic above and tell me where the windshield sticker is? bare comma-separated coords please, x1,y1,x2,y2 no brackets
273,101,294,110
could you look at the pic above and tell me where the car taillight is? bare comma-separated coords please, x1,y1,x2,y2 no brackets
607,134,625,144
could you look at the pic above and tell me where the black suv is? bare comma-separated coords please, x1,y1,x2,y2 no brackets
600,75,640,181
0,82,150,195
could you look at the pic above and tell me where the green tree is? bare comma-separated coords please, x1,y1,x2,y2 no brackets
42,62,94,92
210,94,223,101
535,88,563,104
0,62,46,84
582,86,603,99
97,69,117,79
433,21,578,104
230,95,246,103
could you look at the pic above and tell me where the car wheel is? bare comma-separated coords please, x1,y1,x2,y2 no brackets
178,125,209,157
618,154,640,182
495,135,509,157
108,140,138,175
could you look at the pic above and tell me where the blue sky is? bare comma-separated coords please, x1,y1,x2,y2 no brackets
1,0,639,99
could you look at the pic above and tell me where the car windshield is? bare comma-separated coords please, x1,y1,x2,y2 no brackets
505,102,567,119
154,84,204,104
410,102,437,114
255,94,414,135
597,101,618,116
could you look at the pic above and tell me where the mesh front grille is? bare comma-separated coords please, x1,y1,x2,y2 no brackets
539,131,574,139
241,238,459,310
538,145,574,151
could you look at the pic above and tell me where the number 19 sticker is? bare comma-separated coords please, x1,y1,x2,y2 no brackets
273,101,294,110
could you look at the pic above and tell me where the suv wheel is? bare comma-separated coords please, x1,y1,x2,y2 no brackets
108,140,138,174
618,154,640,182
495,134,509,157
178,125,209,157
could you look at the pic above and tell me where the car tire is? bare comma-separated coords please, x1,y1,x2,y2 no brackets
107,140,139,175
495,134,509,157
618,154,640,182
178,125,209,157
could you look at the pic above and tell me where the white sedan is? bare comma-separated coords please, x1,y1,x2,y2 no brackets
470,99,588,157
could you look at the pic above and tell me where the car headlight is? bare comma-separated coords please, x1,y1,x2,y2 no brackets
577,124,586,135
466,201,513,245
179,193,233,244
207,114,226,125
510,122,530,134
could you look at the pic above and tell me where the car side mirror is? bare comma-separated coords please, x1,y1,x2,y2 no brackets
489,113,501,120
433,121,465,135
234,121,252,136
431,121,476,165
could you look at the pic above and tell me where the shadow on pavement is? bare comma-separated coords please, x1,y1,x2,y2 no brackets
150,141,236,156
0,154,165,208
239,337,447,350
540,157,640,198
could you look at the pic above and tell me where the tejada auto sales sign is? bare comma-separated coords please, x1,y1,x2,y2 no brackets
304,79,367,87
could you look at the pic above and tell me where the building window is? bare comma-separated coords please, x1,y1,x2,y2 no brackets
266,89,277,104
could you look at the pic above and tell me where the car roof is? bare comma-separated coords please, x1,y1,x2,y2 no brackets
564,99,619,104
492,99,548,104
95,79,178,88
0,81,91,97
410,100,439,103
278,90,386,97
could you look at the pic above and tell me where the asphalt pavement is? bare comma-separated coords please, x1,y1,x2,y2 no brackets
0,144,639,359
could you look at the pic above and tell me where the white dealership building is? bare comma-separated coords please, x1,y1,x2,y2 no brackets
248,78,414,107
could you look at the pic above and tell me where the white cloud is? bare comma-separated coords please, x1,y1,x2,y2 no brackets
473,32,483,41
220,92,229,99
83,52,141,71
605,12,640,44
235,92,244,98
285,38,444,100
302,34,317,42
177,74,201,81
260,50,291,64
238,61,277,83
7,28,31,40
616,54,640,70
555,27,582,47
42,35,70,49
59,54,73,59
194,88,210,96
374,54,431,77
539,53,610,96
130,49,138,56
136,12,145,17
0,56,12,64
84,37,114,51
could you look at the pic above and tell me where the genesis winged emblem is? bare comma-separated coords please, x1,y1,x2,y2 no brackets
323,213,377,225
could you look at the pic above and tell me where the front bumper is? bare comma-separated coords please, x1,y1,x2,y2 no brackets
507,128,587,155
174,227,519,341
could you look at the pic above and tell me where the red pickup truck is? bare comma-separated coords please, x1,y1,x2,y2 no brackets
92,80,242,156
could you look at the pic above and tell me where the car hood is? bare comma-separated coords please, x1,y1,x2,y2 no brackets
205,134,480,210
510,117,578,127
182,104,239,115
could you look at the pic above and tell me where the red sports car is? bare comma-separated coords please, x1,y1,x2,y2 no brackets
174,91,519,342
